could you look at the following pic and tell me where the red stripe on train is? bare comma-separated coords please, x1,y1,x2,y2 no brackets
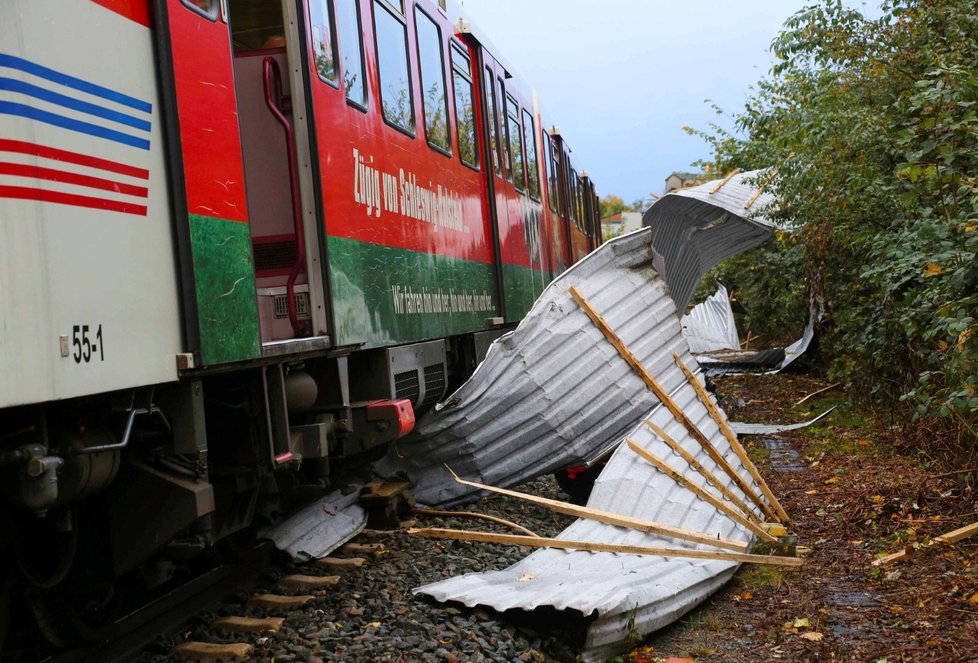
0,139,149,180
90,0,152,29
0,185,148,216
0,163,148,198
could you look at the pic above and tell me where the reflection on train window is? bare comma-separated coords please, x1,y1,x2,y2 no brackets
229,0,286,51
308,0,338,85
335,0,366,108
182,0,218,20
484,67,500,176
498,80,511,181
374,0,414,133
415,8,450,153
522,109,539,199
506,95,525,192
451,45,478,169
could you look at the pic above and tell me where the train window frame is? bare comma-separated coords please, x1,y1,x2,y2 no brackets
373,0,416,137
414,6,451,157
484,66,501,177
547,135,561,215
308,0,341,89
505,94,525,193
181,0,219,21
451,43,479,171
335,0,368,110
498,78,512,182
521,108,540,200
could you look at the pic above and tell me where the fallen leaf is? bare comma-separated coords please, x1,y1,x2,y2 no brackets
793,617,810,628
857,438,871,446
805,489,818,495
923,262,947,277
663,658,696,663
968,593,978,606
824,477,839,484
367,621,381,628
734,592,753,601
889,605,907,615
800,631,824,641
518,573,535,582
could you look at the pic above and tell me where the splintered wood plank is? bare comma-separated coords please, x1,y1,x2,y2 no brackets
340,542,385,554
626,438,777,543
316,556,367,569
874,521,978,566
246,593,315,609
408,527,804,568
211,616,285,634
171,642,253,660
568,286,770,518
278,574,341,590
673,353,789,522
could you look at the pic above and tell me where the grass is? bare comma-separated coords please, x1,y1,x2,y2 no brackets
735,564,784,589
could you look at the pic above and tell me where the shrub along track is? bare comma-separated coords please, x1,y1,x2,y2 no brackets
633,372,978,663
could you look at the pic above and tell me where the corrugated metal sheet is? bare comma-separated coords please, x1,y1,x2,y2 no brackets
260,490,365,561
416,371,765,661
375,228,691,507
681,283,740,354
645,170,777,312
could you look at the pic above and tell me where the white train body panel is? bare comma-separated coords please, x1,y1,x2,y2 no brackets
0,1,182,408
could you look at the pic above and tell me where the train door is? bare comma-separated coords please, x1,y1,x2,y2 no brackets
157,0,330,366
543,128,571,275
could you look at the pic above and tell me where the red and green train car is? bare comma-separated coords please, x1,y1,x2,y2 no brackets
0,0,600,639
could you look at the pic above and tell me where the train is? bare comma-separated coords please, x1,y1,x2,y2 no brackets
0,0,601,643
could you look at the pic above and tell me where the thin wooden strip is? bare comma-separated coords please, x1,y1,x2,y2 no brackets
171,642,253,660
673,354,788,522
626,438,776,543
446,466,749,552
211,616,285,634
644,419,762,523
340,542,385,554
709,168,742,195
568,286,769,514
414,507,541,538
246,593,315,609
408,527,802,568
795,382,841,405
278,574,341,590
873,521,978,566
316,556,367,569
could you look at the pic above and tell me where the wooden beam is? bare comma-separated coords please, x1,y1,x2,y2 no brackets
446,466,750,552
873,521,978,566
673,354,789,522
408,527,803,567
211,616,285,634
644,419,762,523
278,574,341,590
568,285,768,515
710,168,742,195
414,507,541,538
171,642,253,660
795,382,841,406
626,439,776,543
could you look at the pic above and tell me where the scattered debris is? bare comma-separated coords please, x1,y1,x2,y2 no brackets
873,520,978,566
414,507,541,538
259,489,365,561
728,407,836,436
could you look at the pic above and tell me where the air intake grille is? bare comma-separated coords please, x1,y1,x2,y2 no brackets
393,370,420,406
420,363,446,410
273,292,310,319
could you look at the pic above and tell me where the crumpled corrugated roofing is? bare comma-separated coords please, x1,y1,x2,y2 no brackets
416,356,764,661
681,283,740,354
260,490,365,561
375,228,686,507
645,169,777,312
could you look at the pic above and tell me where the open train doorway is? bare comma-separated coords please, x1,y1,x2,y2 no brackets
228,0,328,347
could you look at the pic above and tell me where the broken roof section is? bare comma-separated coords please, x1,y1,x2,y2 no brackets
681,283,740,354
375,228,685,506
645,169,777,312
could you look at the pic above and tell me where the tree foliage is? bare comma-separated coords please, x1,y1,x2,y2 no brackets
691,0,978,450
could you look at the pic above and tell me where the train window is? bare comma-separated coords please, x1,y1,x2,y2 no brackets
308,0,339,85
374,0,415,134
498,80,511,181
335,0,367,108
569,168,579,226
182,0,219,21
484,67,500,176
451,45,478,170
522,109,540,199
414,8,450,154
547,135,561,215
506,95,525,192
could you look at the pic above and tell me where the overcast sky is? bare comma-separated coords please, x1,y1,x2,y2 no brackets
459,0,881,203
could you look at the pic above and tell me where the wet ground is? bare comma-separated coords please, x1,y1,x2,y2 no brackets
629,372,978,663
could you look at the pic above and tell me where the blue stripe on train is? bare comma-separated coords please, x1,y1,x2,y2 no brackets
0,78,151,132
0,101,150,150
0,53,152,114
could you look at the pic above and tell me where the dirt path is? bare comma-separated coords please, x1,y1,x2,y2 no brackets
627,372,978,663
